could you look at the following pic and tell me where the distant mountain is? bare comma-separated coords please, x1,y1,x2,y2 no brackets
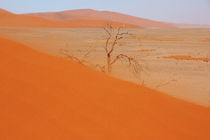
0,11,62,28
25,9,176,29
4,8,209,29
0,9,140,28
25,9,99,21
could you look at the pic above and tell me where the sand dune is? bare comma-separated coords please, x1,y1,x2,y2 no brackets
25,9,176,29
0,13,62,28
0,9,140,28
60,18,141,28
25,9,98,21
0,8,13,14
0,37,210,139
2,8,208,29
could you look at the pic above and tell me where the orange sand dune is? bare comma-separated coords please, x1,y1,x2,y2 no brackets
0,37,210,140
0,12,63,28
0,11,140,28
0,8,13,14
62,19,141,28
25,9,99,21
25,9,176,29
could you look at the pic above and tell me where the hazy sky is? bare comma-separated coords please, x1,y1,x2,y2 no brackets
1,0,210,24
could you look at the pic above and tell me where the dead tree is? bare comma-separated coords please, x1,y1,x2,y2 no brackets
60,24,141,75
103,24,141,73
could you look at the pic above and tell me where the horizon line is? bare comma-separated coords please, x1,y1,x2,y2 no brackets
1,7,210,26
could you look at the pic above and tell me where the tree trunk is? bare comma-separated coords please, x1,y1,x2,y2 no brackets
107,53,111,73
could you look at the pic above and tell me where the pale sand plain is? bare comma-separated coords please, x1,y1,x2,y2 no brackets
0,27,210,106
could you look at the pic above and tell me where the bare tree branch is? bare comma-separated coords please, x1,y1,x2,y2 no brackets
111,54,131,65
107,27,129,56
81,46,95,60
110,54,141,74
61,23,142,75
60,48,89,65
102,23,141,73
95,64,106,73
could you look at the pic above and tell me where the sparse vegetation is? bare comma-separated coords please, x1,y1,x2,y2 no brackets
61,23,142,75
103,24,141,74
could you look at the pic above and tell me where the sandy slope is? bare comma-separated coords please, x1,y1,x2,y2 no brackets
25,9,176,29
0,37,210,139
0,9,140,28
0,8,12,14
0,13,62,28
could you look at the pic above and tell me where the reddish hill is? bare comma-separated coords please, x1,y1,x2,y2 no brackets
26,9,98,21
0,37,210,139
25,9,176,29
0,13,62,28
0,8,13,15
0,9,140,28
61,18,140,28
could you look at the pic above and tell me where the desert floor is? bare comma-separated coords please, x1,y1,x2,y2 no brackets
0,27,210,106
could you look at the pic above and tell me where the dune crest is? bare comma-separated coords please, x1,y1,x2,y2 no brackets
0,8,13,14
0,37,210,139
25,9,176,29
0,9,140,28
